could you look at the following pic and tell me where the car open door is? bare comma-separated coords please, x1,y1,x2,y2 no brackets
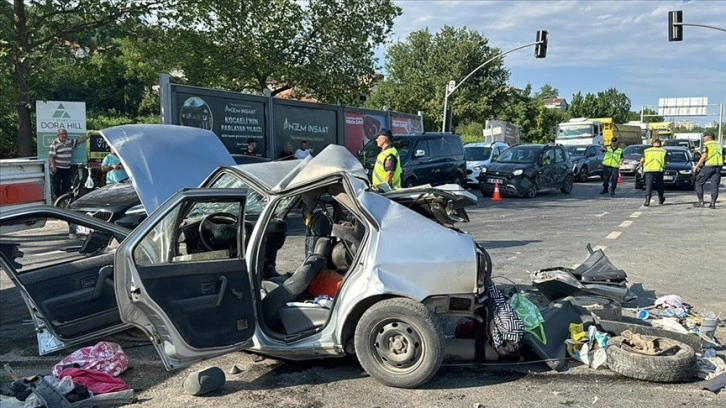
114,188,256,370
0,206,131,355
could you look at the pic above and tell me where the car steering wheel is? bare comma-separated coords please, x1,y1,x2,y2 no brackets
198,212,238,251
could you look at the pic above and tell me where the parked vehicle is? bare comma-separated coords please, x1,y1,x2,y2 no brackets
482,120,520,145
619,144,649,176
0,158,52,234
634,146,696,190
464,142,509,186
358,133,466,188
53,164,96,209
556,118,641,147
565,144,604,182
0,124,491,389
478,144,574,198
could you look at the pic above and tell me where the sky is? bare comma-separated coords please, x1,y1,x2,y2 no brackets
376,0,726,126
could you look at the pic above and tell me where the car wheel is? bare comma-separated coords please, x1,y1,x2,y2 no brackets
606,334,696,383
525,180,538,198
404,178,416,188
354,298,444,389
54,193,74,209
578,166,589,182
560,174,574,194
452,174,464,187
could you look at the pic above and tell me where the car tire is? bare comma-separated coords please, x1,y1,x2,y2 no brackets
525,179,538,198
560,174,574,194
606,335,696,383
452,174,464,187
569,296,622,321
354,298,444,389
404,178,416,188
54,193,74,209
578,166,589,182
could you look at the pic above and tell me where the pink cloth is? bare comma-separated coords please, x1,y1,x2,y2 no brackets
58,367,129,394
52,341,129,378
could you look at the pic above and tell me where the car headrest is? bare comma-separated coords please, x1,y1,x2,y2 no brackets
309,211,332,237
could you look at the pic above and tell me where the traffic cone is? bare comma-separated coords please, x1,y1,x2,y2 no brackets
492,181,502,201
617,170,623,184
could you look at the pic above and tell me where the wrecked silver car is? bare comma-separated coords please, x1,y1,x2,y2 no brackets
1,124,491,389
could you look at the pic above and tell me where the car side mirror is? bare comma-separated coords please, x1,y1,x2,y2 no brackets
414,149,426,158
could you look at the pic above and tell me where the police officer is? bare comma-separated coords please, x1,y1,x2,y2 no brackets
639,139,667,206
372,129,401,190
600,137,623,196
692,130,723,209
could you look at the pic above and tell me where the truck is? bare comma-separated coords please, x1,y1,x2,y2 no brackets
555,117,641,147
0,158,52,233
626,121,649,143
648,122,675,143
482,120,521,145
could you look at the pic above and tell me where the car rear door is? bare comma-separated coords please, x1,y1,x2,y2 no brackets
114,188,257,370
0,206,131,355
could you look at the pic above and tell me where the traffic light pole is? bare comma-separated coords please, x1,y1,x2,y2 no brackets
441,40,544,133
674,23,726,33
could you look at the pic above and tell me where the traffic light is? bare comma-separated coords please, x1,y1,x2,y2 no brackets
668,10,683,41
535,30,548,58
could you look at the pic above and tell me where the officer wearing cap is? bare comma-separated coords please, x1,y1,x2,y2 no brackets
372,129,401,189
639,139,667,206
242,138,257,156
692,130,723,208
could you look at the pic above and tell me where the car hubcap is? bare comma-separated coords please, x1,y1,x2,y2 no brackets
372,320,422,372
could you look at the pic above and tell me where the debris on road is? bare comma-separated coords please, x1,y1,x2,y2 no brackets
605,333,697,383
183,366,226,396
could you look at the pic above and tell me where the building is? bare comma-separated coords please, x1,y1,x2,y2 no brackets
674,120,700,131
543,98,568,111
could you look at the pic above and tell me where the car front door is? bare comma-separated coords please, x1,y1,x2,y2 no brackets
586,146,604,174
0,206,131,355
408,139,435,186
553,147,568,186
539,148,557,187
114,188,256,370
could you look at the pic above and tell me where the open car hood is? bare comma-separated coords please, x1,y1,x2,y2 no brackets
100,125,235,214
381,184,477,227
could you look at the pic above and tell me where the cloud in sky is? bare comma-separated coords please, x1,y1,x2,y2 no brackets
379,0,725,124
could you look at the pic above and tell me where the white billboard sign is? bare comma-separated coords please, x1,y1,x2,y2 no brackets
657,97,708,116
36,101,87,163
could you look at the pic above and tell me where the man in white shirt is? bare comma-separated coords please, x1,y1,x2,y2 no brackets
294,140,311,159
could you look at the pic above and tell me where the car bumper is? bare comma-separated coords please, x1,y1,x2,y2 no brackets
620,163,638,175
635,172,695,189
466,170,481,186
479,177,527,197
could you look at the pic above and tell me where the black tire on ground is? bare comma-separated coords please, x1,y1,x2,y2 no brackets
578,166,589,182
354,298,444,389
606,335,696,383
54,193,73,209
404,178,416,188
560,174,574,194
525,181,538,198
452,174,464,187
569,296,622,321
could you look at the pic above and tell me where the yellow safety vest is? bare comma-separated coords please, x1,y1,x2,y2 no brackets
642,147,666,172
703,140,724,167
602,147,623,167
373,146,402,188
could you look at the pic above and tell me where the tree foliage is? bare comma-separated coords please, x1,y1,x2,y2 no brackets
365,26,510,132
568,88,631,123
534,84,559,99
627,107,664,123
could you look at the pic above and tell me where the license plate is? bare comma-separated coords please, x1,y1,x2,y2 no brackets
487,178,504,184
663,176,675,181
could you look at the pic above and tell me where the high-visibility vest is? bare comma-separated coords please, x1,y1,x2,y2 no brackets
602,147,623,167
703,140,724,167
642,147,666,172
373,147,402,188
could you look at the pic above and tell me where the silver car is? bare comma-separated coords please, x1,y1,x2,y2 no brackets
0,125,487,389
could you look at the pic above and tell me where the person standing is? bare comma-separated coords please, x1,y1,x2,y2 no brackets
294,140,311,159
242,138,257,156
600,137,623,196
692,130,723,209
372,129,401,190
48,128,90,199
278,142,294,160
101,147,128,184
639,139,667,206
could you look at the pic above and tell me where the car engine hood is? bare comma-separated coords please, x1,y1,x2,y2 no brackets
381,184,477,227
486,162,531,175
70,182,139,212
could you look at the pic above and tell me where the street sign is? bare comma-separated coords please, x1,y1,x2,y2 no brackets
657,97,708,116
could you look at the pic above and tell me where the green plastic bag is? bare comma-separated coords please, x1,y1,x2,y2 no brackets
508,293,547,345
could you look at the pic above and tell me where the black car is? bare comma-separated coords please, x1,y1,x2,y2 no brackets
634,146,695,190
358,133,466,187
565,144,605,182
69,154,271,229
478,144,574,198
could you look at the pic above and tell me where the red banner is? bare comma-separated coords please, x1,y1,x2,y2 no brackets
343,111,386,154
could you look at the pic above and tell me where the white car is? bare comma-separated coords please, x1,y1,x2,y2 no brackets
464,142,509,186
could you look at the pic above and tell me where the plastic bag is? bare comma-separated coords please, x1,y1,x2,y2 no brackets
84,171,94,189
508,293,547,344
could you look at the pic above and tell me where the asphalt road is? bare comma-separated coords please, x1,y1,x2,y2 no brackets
1,175,725,407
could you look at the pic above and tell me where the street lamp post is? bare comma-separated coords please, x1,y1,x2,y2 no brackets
441,31,548,133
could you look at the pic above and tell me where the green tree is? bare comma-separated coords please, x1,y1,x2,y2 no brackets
627,107,664,123
365,26,510,132
567,88,631,123
170,0,400,104
3,0,167,157
534,84,559,99
455,121,485,144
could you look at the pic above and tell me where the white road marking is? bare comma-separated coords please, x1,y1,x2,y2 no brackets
595,212,608,218
507,256,518,261
619,220,633,228
606,231,621,240
630,212,642,218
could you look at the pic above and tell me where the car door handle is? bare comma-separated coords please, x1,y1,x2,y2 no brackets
92,265,114,300
216,276,228,307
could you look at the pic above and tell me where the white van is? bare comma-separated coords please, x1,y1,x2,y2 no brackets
464,142,510,186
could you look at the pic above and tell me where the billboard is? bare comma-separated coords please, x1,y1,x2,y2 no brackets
658,97,708,116
35,101,87,163
274,104,337,157
172,87,267,155
343,109,387,154
391,112,424,135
